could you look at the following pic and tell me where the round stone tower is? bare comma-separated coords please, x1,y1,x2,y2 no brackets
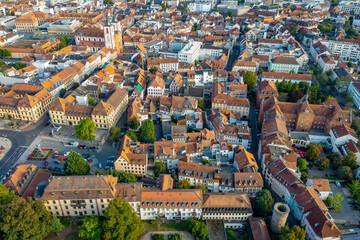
270,202,290,233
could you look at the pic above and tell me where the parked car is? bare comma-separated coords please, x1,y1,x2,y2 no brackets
108,156,115,160
42,165,48,170
82,154,90,159
104,165,110,170
48,167,53,171
59,166,64,173
335,181,341,188
53,159,61,164
98,163,102,169
349,200,358,204
44,161,48,166
59,157,66,161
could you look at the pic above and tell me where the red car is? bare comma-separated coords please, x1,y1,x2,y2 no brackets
59,157,66,161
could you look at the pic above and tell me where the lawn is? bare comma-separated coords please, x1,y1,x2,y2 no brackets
278,92,288,102
143,220,189,232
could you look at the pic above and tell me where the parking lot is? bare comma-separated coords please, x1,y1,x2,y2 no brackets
25,138,118,175
329,182,359,225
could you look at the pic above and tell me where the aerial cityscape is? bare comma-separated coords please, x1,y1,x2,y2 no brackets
1,0,360,239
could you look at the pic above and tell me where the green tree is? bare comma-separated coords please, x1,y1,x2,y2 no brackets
0,183,15,204
126,130,138,141
105,169,137,183
103,198,144,240
297,158,307,172
0,196,52,240
317,158,330,170
59,36,69,46
75,118,97,140
139,119,156,143
178,179,191,189
328,152,343,168
279,225,305,240
195,183,208,193
129,117,140,130
337,166,353,181
109,127,122,142
327,193,343,210
243,71,257,90
50,216,64,235
306,144,322,161
279,79,287,92
226,228,235,240
257,67,264,76
2,49,11,57
198,99,204,109
79,215,103,240
227,10,234,17
300,171,308,182
253,189,274,217
183,7,189,12
343,152,358,169
59,88,66,98
88,95,96,106
154,161,166,177
64,151,91,175
15,61,26,70
118,172,137,183
187,218,208,240
192,23,198,32
348,180,360,203
351,119,360,134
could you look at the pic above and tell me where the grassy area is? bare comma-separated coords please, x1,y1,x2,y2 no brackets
143,220,189,232
278,92,288,102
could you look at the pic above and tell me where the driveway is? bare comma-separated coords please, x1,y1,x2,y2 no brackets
139,231,194,240
329,182,359,225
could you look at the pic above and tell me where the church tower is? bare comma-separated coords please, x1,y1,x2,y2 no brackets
111,9,123,53
104,13,115,50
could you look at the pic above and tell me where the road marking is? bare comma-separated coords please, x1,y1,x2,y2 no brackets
0,146,27,171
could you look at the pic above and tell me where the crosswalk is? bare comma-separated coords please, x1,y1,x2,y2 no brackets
0,146,27,176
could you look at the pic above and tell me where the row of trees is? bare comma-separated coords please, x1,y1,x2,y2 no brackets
328,152,357,181
96,168,137,183
0,184,65,239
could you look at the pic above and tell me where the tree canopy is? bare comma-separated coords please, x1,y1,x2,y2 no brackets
253,189,274,217
105,169,137,183
75,118,97,140
129,117,140,130
187,219,208,240
177,179,191,189
139,119,156,143
0,183,14,204
64,151,91,175
297,158,307,172
243,71,257,90
279,225,305,240
317,158,330,170
50,216,64,235
109,127,122,142
0,49,11,58
337,166,353,181
79,215,103,240
15,61,26,70
327,193,343,210
306,144,322,161
126,130,138,141
343,152,358,169
0,196,52,240
154,161,166,177
103,198,144,240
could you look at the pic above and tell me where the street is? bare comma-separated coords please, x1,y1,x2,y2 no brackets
0,116,50,178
